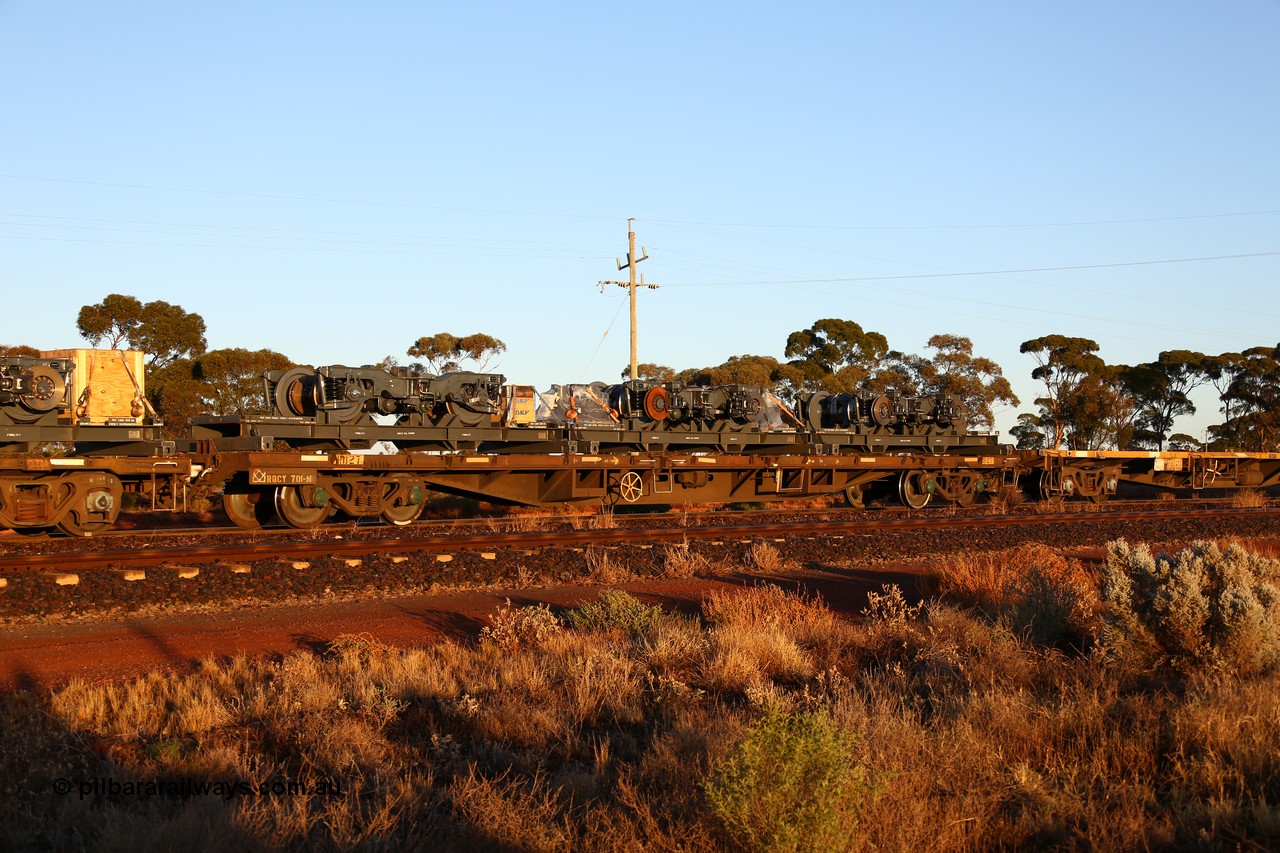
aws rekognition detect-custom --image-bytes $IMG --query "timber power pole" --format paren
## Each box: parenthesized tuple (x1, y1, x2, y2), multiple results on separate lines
(598, 218, 659, 380)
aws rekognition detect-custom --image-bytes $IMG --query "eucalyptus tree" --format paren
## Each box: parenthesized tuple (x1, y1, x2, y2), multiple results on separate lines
(784, 318, 889, 392)
(77, 294, 207, 368)
(407, 333, 507, 374)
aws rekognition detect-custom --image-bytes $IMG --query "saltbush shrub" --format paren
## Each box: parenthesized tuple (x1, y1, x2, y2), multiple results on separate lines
(567, 589, 666, 639)
(704, 708, 868, 853)
(480, 600, 562, 649)
(1101, 539, 1280, 676)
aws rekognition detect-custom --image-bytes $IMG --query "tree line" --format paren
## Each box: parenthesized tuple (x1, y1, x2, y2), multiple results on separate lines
(2, 294, 1276, 451)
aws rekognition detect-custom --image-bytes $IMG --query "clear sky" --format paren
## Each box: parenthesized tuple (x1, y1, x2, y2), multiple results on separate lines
(3, 2, 1276, 441)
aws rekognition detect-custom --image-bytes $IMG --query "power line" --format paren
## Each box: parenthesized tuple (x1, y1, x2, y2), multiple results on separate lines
(0, 218, 613, 255)
(641, 210, 1280, 230)
(0, 172, 618, 221)
(660, 251, 1280, 287)
(0, 211, 619, 248)
(6, 172, 1275, 232)
(0, 232, 614, 260)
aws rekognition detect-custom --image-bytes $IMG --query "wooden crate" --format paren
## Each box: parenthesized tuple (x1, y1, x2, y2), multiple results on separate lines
(40, 349, 147, 424)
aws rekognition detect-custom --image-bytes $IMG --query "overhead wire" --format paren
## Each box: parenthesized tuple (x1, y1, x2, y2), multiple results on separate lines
(0, 232, 615, 260)
(640, 210, 1280, 230)
(656, 251, 1280, 287)
(0, 172, 620, 221)
(0, 211, 621, 249)
(5, 170, 1275, 343)
(641, 219, 1280, 318)
(578, 296, 628, 383)
(642, 242, 1280, 321)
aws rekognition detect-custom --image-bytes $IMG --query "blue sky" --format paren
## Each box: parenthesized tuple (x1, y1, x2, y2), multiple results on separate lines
(3, 2, 1276, 440)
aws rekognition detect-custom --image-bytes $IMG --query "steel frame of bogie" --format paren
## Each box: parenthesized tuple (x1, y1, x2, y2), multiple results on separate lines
(0, 470, 120, 534)
(0, 454, 194, 534)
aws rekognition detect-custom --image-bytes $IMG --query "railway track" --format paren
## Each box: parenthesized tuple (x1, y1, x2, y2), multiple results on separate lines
(3, 506, 1276, 574)
(0, 496, 1248, 541)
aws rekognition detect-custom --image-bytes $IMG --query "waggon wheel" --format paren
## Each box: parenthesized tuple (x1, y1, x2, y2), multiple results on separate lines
(1038, 470, 1055, 502)
(55, 474, 121, 537)
(275, 485, 332, 529)
(223, 490, 276, 529)
(898, 470, 932, 509)
(273, 368, 321, 417)
(1037, 470, 1069, 507)
(804, 391, 829, 431)
(20, 365, 67, 414)
(840, 484, 864, 508)
(870, 395, 895, 427)
(380, 474, 426, 526)
(329, 402, 367, 425)
(641, 387, 670, 422)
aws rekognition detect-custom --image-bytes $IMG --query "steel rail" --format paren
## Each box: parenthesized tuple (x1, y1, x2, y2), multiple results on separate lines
(62, 496, 1246, 540)
(1, 507, 1276, 573)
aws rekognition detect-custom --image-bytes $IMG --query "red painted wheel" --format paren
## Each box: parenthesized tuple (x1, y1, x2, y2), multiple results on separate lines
(642, 387, 669, 421)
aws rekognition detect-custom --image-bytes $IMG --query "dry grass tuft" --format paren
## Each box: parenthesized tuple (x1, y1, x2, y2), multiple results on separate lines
(586, 509, 619, 529)
(662, 539, 712, 578)
(746, 541, 790, 574)
(451, 768, 572, 852)
(480, 599, 563, 649)
(933, 544, 1099, 649)
(699, 586, 852, 690)
(584, 545, 629, 585)
(985, 483, 1026, 515)
(1233, 488, 1270, 508)
(567, 508, 618, 531)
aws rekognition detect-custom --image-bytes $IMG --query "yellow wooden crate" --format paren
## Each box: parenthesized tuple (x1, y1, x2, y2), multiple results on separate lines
(40, 348, 147, 424)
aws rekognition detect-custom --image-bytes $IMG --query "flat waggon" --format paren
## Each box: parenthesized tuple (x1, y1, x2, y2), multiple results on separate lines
(2, 353, 1278, 535)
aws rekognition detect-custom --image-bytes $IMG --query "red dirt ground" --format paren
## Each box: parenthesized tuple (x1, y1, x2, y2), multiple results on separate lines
(0, 562, 930, 691)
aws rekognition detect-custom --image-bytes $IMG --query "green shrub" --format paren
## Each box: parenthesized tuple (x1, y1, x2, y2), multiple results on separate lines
(704, 708, 868, 853)
(568, 589, 666, 639)
(1101, 539, 1280, 676)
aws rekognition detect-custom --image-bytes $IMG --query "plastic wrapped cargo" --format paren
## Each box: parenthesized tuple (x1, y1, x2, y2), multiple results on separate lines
(535, 383, 619, 426)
